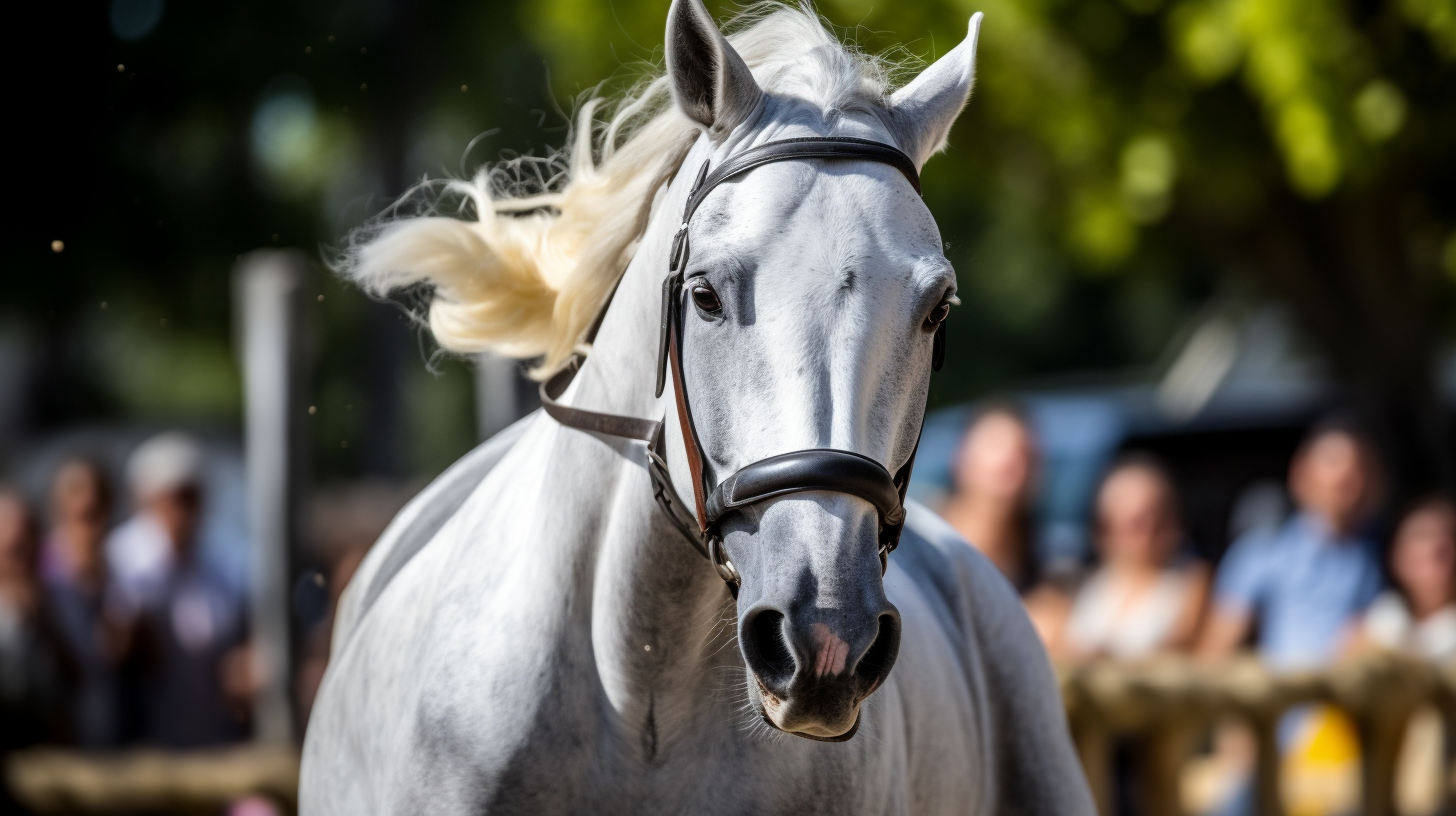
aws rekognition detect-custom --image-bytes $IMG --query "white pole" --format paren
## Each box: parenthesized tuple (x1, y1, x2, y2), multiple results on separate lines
(237, 250, 305, 745)
(474, 352, 523, 441)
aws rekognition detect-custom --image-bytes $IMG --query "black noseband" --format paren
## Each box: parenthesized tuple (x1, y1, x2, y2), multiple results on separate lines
(541, 136, 944, 594)
(706, 449, 906, 546)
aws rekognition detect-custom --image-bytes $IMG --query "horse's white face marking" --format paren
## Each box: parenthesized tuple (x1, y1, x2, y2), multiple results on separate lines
(664, 0, 976, 740)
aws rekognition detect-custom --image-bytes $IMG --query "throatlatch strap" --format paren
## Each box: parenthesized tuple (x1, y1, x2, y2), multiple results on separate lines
(541, 364, 660, 443)
(539, 363, 710, 561)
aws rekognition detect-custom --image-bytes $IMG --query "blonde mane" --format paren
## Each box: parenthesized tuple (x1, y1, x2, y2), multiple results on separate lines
(343, 3, 908, 378)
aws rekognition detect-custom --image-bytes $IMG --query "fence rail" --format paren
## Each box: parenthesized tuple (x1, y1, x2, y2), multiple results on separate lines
(4, 745, 298, 815)
(1061, 652, 1456, 816)
(6, 654, 1454, 815)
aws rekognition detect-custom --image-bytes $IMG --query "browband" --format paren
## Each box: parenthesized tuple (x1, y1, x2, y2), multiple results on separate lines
(684, 137, 921, 219)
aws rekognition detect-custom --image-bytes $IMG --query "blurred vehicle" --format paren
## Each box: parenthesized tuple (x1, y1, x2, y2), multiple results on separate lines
(913, 307, 1456, 573)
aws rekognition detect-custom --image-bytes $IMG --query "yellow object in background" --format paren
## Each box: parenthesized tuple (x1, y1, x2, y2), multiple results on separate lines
(1282, 706, 1361, 816)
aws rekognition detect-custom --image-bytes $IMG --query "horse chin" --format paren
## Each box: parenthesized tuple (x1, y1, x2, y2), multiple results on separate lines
(751, 677, 863, 742)
(761, 709, 863, 742)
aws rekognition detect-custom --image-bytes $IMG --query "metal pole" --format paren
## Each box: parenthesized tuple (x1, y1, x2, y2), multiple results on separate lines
(237, 250, 306, 745)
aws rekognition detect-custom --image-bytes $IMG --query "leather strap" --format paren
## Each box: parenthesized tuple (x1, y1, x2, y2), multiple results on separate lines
(705, 448, 905, 528)
(539, 363, 712, 562)
(684, 137, 921, 222)
(668, 310, 710, 530)
(541, 364, 660, 443)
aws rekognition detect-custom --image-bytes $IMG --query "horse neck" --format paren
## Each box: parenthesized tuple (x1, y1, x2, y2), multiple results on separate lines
(566, 136, 741, 734)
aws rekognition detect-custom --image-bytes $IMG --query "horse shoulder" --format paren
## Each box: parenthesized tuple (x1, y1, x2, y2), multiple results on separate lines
(893, 502, 1096, 815)
(331, 412, 536, 652)
(306, 415, 587, 815)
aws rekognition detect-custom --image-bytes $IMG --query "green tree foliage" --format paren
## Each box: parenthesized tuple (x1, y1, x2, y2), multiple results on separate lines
(12, 0, 1456, 487)
(524, 0, 1456, 488)
(12, 0, 561, 478)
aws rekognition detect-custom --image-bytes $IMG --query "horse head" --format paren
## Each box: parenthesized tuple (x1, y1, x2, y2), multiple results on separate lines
(661, 0, 982, 741)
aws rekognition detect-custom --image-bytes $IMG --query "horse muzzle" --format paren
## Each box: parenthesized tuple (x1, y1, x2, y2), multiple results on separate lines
(740, 604, 902, 741)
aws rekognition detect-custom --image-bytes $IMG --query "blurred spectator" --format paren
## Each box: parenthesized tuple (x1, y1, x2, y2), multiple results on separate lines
(38, 458, 129, 746)
(1357, 496, 1456, 662)
(1056, 457, 1209, 661)
(939, 405, 1072, 644)
(941, 406, 1040, 591)
(1341, 497, 1456, 816)
(1197, 423, 1384, 816)
(1201, 420, 1383, 668)
(107, 433, 251, 748)
(0, 490, 69, 750)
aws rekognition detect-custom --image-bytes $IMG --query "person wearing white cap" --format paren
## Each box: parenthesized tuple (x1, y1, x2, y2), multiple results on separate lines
(104, 432, 250, 747)
(105, 432, 205, 608)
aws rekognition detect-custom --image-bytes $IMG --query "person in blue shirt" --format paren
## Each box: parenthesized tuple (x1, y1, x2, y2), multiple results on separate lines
(1201, 422, 1384, 667)
(1201, 423, 1384, 816)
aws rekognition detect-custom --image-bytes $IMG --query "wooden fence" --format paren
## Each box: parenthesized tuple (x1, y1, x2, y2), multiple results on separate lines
(6, 653, 1454, 815)
(4, 745, 298, 815)
(1061, 653, 1456, 816)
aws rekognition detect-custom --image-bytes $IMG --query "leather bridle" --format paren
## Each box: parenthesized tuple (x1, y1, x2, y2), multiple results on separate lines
(540, 136, 946, 595)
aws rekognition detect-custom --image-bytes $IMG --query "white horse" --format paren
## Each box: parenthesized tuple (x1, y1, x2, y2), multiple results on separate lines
(301, 2, 1094, 813)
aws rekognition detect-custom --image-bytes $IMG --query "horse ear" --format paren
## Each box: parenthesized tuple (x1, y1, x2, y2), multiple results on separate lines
(665, 0, 763, 136)
(889, 13, 983, 169)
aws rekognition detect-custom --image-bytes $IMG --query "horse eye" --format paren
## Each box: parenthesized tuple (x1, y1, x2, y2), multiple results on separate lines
(690, 283, 722, 314)
(924, 301, 951, 329)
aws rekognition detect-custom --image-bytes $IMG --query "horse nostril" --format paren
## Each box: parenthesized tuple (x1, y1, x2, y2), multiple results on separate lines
(853, 613, 901, 690)
(743, 609, 795, 691)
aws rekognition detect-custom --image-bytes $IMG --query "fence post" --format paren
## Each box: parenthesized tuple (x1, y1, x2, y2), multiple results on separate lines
(1062, 670, 1114, 815)
(237, 251, 307, 745)
(1144, 720, 1198, 816)
(1070, 719, 1113, 815)
(1349, 656, 1433, 816)
(474, 352, 523, 441)
(1357, 707, 1409, 816)
(1248, 711, 1284, 816)
(1443, 704, 1456, 816)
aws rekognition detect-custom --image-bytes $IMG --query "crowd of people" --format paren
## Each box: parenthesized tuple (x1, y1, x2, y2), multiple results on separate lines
(0, 433, 253, 756)
(940, 408, 1456, 669)
(3, 412, 1453, 816)
(9, 416, 1454, 752)
(940, 408, 1456, 815)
